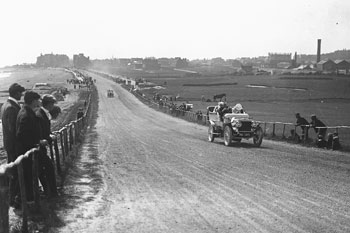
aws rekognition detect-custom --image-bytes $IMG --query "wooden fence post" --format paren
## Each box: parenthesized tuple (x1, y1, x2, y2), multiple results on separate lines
(59, 131, 66, 161)
(69, 124, 73, 151)
(73, 121, 78, 144)
(53, 138, 61, 175)
(32, 150, 40, 212)
(0, 175, 9, 233)
(64, 127, 69, 156)
(17, 162, 28, 233)
(282, 124, 286, 138)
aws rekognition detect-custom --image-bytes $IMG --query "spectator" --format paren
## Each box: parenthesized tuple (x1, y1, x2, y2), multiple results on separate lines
(196, 110, 203, 121)
(0, 83, 25, 207)
(295, 113, 309, 141)
(310, 114, 327, 140)
(15, 91, 43, 202)
(77, 108, 84, 119)
(36, 94, 58, 197)
(50, 105, 61, 120)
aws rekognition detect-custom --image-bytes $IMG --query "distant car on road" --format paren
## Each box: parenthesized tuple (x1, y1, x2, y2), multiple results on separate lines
(107, 89, 114, 98)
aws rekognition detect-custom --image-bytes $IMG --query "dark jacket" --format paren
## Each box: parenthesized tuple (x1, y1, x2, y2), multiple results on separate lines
(15, 105, 42, 157)
(36, 108, 52, 145)
(1, 99, 21, 162)
(296, 117, 309, 129)
(311, 117, 327, 137)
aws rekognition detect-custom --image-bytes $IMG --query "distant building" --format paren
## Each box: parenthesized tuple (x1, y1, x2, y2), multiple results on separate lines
(143, 58, 160, 70)
(227, 59, 242, 68)
(210, 57, 225, 66)
(73, 53, 90, 68)
(158, 58, 172, 67)
(36, 53, 70, 67)
(118, 58, 132, 67)
(175, 57, 189, 68)
(240, 64, 253, 74)
(268, 53, 292, 68)
(334, 59, 350, 74)
(133, 61, 143, 69)
(317, 60, 336, 72)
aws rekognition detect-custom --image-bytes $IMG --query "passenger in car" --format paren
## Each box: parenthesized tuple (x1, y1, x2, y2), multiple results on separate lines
(232, 103, 244, 114)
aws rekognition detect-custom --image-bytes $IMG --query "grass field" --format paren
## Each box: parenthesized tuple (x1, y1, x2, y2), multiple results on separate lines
(142, 74, 350, 125)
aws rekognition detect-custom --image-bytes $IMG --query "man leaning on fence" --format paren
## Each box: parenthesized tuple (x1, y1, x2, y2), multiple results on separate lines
(295, 113, 309, 141)
(36, 94, 58, 197)
(310, 114, 327, 139)
(0, 83, 25, 208)
(15, 91, 43, 202)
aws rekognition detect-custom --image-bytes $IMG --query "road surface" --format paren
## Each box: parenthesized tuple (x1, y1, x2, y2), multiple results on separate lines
(54, 72, 350, 233)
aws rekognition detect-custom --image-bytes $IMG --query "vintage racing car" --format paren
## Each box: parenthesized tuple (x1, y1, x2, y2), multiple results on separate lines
(207, 104, 263, 147)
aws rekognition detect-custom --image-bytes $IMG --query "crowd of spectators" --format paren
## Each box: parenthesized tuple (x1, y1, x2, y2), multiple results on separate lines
(1, 83, 61, 209)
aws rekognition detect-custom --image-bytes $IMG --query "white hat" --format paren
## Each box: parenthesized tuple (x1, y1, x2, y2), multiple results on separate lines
(233, 103, 243, 111)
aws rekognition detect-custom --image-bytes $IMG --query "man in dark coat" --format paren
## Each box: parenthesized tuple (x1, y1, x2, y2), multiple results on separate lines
(36, 94, 58, 197)
(77, 107, 84, 119)
(310, 114, 327, 140)
(0, 83, 25, 206)
(16, 91, 42, 202)
(217, 102, 231, 121)
(295, 113, 309, 141)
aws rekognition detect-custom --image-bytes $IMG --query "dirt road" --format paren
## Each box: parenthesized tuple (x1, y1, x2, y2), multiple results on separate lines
(54, 72, 350, 233)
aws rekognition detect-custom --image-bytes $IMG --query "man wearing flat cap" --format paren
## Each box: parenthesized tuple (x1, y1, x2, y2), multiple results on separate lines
(1, 83, 25, 207)
(36, 94, 58, 197)
(16, 90, 43, 202)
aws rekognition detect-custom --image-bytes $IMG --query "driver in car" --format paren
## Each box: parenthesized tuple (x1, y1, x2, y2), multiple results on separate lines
(217, 102, 231, 121)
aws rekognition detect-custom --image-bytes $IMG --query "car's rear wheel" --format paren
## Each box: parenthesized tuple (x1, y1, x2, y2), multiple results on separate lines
(224, 126, 233, 146)
(208, 125, 215, 142)
(253, 127, 263, 147)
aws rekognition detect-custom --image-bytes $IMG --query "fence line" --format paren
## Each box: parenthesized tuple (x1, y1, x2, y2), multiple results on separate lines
(128, 88, 350, 148)
(0, 85, 93, 233)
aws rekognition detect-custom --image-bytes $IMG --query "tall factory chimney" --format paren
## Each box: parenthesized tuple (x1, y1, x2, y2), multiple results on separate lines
(317, 39, 321, 63)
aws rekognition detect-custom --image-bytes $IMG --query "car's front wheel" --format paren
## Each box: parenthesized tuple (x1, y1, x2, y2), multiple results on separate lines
(224, 126, 233, 146)
(253, 127, 263, 147)
(208, 125, 215, 142)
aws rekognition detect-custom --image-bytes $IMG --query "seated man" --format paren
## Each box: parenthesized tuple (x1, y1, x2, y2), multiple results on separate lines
(217, 102, 231, 121)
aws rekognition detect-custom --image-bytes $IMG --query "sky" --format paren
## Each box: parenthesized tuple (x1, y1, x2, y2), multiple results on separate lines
(0, 0, 349, 67)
